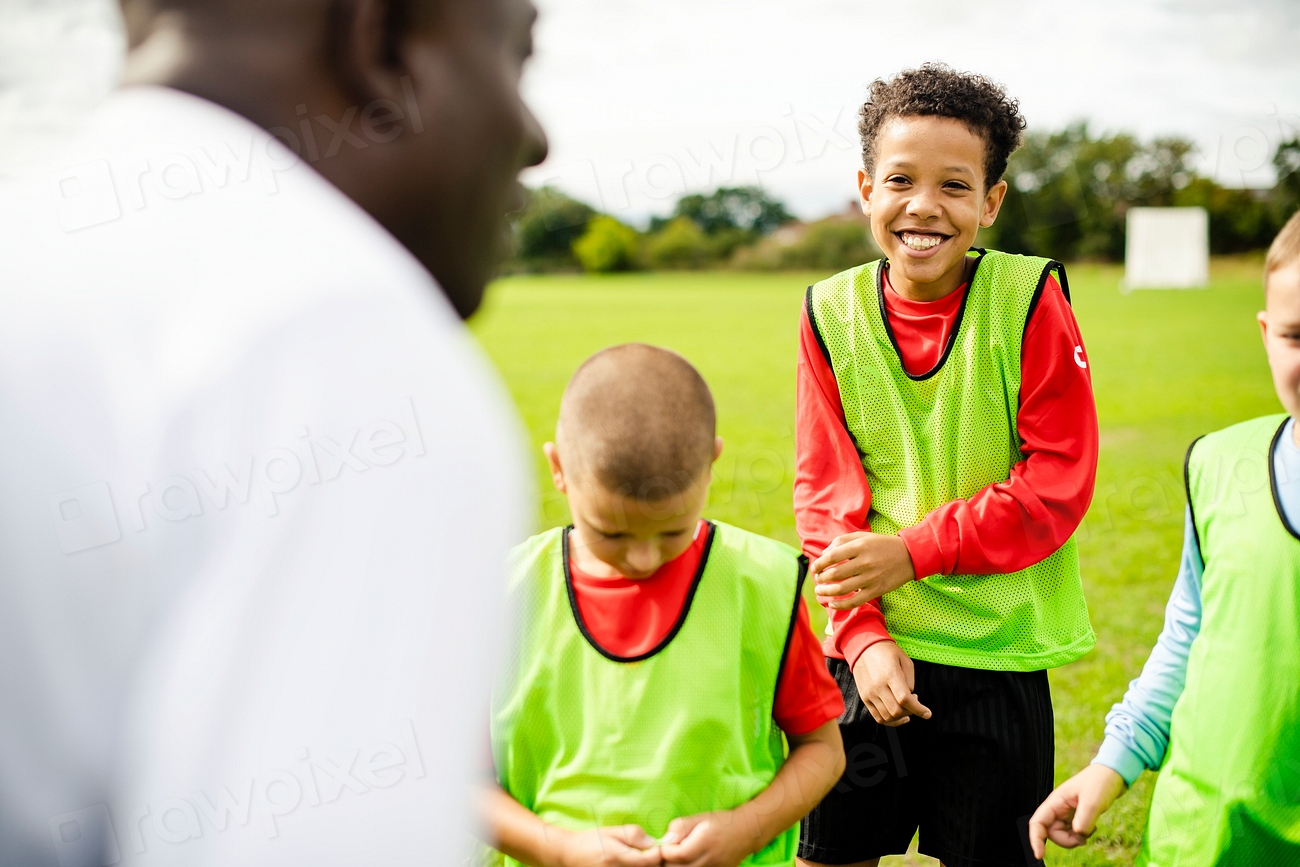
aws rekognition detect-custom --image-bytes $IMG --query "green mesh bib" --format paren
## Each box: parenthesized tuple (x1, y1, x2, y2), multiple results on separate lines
(491, 521, 805, 866)
(1139, 415, 1300, 866)
(806, 249, 1094, 671)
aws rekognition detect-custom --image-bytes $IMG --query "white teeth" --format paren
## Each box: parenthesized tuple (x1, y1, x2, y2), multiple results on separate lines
(902, 233, 943, 250)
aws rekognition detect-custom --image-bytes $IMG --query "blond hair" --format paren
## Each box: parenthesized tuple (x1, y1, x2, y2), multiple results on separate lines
(1267, 209, 1300, 275)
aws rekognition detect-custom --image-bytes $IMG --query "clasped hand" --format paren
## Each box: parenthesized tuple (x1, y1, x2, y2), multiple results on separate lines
(558, 811, 754, 867)
(812, 532, 915, 610)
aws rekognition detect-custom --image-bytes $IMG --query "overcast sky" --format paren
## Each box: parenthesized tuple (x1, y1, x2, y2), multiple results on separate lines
(4, 0, 1299, 222)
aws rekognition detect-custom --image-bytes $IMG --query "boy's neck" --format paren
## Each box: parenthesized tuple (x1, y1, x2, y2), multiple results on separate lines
(888, 255, 976, 303)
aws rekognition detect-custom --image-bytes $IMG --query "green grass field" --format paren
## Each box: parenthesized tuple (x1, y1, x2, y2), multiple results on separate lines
(470, 257, 1278, 866)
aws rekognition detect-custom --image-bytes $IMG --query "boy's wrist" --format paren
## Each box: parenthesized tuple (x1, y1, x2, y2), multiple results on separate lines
(1092, 739, 1145, 788)
(542, 826, 575, 867)
(839, 618, 894, 670)
(725, 805, 769, 858)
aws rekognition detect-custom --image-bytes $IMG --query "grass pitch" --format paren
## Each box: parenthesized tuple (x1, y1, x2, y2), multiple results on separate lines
(471, 258, 1276, 866)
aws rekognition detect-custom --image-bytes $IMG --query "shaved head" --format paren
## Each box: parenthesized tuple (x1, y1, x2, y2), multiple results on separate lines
(558, 345, 716, 500)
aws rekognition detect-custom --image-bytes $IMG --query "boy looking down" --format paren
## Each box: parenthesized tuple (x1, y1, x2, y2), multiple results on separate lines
(794, 64, 1099, 866)
(1030, 210, 1300, 865)
(486, 344, 846, 867)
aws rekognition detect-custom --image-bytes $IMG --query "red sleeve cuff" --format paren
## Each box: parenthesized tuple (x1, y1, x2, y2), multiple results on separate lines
(899, 523, 944, 580)
(835, 604, 894, 670)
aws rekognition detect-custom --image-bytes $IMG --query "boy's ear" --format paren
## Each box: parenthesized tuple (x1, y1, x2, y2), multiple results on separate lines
(857, 169, 873, 216)
(1259, 310, 1270, 346)
(980, 179, 1009, 228)
(542, 442, 567, 493)
(713, 436, 724, 462)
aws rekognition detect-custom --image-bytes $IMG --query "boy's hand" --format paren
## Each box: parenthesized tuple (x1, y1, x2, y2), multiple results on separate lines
(812, 532, 915, 610)
(1027, 764, 1127, 859)
(852, 640, 931, 726)
(659, 811, 754, 867)
(556, 825, 663, 867)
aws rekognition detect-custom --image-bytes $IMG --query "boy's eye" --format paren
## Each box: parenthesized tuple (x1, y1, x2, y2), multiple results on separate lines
(944, 181, 971, 191)
(885, 175, 909, 184)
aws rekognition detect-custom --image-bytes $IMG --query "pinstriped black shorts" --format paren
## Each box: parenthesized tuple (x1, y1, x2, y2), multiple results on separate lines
(799, 657, 1053, 867)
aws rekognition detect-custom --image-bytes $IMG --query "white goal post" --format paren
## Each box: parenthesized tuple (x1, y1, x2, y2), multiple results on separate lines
(1123, 207, 1209, 290)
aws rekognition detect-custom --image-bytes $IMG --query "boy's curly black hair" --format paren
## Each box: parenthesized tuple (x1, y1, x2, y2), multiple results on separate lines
(859, 63, 1026, 187)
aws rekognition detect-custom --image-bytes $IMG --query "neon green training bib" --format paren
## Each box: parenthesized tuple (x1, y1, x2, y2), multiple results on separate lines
(491, 521, 806, 866)
(806, 249, 1095, 671)
(1140, 415, 1300, 865)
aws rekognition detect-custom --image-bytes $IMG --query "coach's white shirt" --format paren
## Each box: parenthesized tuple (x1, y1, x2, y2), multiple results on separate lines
(0, 86, 529, 867)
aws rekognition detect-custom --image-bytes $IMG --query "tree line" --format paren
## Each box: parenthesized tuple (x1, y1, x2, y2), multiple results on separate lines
(505, 127, 1300, 274)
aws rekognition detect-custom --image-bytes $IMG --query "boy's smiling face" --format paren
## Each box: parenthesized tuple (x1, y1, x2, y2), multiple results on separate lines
(1259, 264, 1300, 426)
(859, 115, 1009, 301)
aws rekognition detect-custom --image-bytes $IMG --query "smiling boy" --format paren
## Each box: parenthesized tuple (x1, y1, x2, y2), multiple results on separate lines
(487, 344, 846, 867)
(794, 65, 1098, 866)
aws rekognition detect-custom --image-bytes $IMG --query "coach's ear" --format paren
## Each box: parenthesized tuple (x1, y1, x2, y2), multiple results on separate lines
(326, 0, 411, 111)
(713, 436, 724, 462)
(980, 179, 1009, 227)
(542, 442, 567, 493)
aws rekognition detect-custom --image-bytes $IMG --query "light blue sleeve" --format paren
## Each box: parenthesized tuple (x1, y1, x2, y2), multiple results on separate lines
(1091, 506, 1203, 786)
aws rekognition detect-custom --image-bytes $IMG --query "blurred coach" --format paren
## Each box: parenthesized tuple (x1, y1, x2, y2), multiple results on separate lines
(0, 0, 546, 864)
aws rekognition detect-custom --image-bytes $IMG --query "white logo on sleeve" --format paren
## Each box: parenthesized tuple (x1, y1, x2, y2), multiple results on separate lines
(1074, 345, 1088, 369)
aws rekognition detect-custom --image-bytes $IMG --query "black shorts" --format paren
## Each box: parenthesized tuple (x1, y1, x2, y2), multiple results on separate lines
(799, 656, 1053, 867)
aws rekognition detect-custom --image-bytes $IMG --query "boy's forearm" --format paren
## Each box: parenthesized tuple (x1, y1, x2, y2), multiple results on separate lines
(482, 784, 565, 867)
(731, 720, 844, 854)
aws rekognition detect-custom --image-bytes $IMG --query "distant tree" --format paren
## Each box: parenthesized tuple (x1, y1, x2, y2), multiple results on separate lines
(1174, 179, 1276, 254)
(644, 217, 710, 270)
(979, 124, 1300, 260)
(1275, 138, 1300, 225)
(981, 123, 1200, 260)
(512, 186, 595, 268)
(780, 220, 876, 270)
(735, 218, 877, 272)
(653, 187, 794, 237)
(572, 216, 640, 273)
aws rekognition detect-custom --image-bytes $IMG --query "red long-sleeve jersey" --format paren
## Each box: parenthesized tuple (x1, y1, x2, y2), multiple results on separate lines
(794, 271, 1099, 670)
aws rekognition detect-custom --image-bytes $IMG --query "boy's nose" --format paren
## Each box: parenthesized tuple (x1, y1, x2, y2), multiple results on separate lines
(624, 544, 661, 576)
(906, 190, 942, 220)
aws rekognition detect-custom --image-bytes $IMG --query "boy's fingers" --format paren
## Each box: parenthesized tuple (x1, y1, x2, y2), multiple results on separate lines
(884, 664, 919, 708)
(1046, 821, 1089, 849)
(660, 815, 698, 846)
(1028, 817, 1048, 859)
(1071, 793, 1104, 838)
(871, 685, 904, 721)
(621, 824, 659, 849)
(1028, 799, 1063, 858)
(864, 697, 885, 724)
(823, 588, 875, 610)
(660, 822, 708, 862)
(813, 537, 869, 577)
(618, 847, 662, 867)
(812, 559, 864, 589)
(898, 692, 931, 720)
